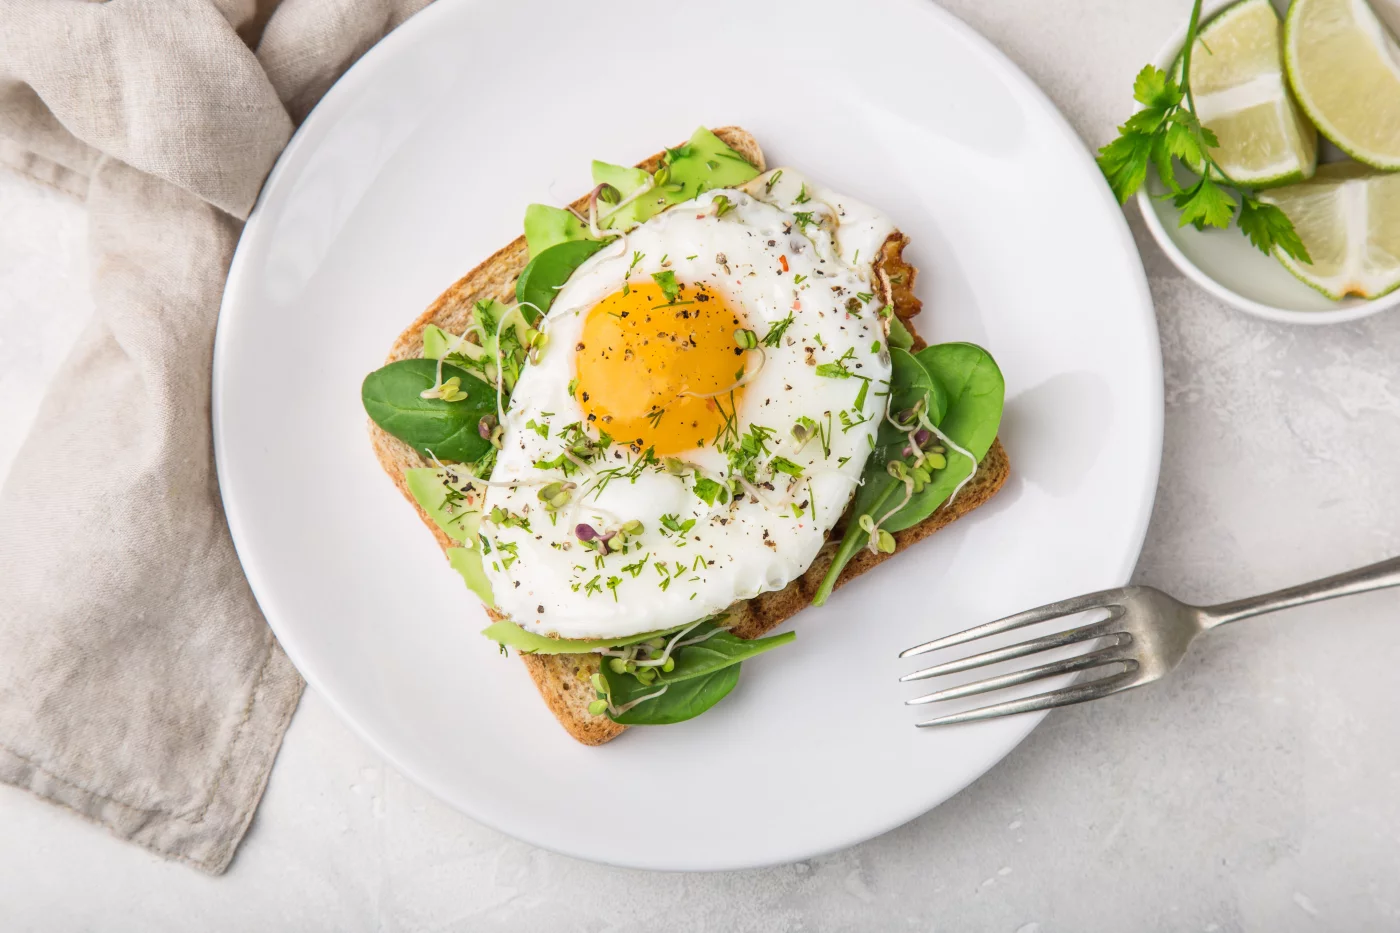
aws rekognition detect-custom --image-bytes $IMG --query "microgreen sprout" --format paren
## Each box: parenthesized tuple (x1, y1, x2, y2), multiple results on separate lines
(858, 514, 896, 555)
(525, 327, 547, 364)
(791, 415, 818, 447)
(537, 481, 575, 512)
(477, 413, 504, 448)
(585, 183, 626, 239)
(420, 375, 467, 402)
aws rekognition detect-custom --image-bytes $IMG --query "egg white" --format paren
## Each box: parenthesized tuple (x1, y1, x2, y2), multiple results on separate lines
(481, 175, 896, 639)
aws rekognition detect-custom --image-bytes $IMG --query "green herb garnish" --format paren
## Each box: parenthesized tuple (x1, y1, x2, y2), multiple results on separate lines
(762, 311, 795, 347)
(651, 270, 682, 303)
(1096, 0, 1309, 262)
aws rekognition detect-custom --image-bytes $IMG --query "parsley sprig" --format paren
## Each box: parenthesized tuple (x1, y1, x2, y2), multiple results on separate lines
(1096, 0, 1310, 263)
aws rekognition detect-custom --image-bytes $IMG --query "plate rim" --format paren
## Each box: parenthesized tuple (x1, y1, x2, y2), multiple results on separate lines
(214, 0, 1163, 870)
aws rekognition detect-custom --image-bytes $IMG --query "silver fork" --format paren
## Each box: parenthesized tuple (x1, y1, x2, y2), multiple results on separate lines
(899, 556, 1400, 727)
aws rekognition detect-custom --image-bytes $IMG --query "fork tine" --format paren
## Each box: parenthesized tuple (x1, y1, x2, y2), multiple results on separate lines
(899, 589, 1128, 658)
(912, 667, 1141, 727)
(899, 619, 1124, 682)
(905, 645, 1134, 705)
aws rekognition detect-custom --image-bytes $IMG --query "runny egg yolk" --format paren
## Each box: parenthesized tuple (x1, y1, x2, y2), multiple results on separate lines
(573, 279, 749, 456)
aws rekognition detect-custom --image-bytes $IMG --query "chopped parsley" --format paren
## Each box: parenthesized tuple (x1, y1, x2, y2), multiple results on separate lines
(693, 476, 728, 506)
(770, 456, 803, 477)
(660, 513, 697, 536)
(815, 347, 857, 378)
(651, 270, 681, 304)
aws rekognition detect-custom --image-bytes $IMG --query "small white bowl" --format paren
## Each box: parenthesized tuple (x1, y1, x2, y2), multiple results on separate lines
(1135, 4, 1400, 325)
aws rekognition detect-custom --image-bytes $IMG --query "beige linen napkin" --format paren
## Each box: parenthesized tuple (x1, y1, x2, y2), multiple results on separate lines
(0, 0, 428, 874)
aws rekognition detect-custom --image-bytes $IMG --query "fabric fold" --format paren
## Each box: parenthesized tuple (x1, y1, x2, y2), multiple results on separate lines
(0, 0, 429, 874)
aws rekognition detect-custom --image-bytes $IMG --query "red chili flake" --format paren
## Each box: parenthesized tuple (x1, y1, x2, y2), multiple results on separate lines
(778, 255, 789, 272)
(792, 299, 802, 311)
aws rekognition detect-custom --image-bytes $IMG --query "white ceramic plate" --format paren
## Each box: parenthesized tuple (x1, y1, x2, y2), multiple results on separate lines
(214, 0, 1161, 870)
(1136, 0, 1400, 325)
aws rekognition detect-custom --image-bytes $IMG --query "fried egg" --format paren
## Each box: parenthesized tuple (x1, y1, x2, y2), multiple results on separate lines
(480, 171, 896, 639)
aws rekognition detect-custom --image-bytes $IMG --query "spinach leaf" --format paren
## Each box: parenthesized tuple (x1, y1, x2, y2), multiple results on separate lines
(481, 620, 683, 655)
(811, 350, 932, 604)
(882, 343, 1003, 533)
(515, 238, 609, 323)
(600, 623, 795, 725)
(609, 666, 740, 725)
(846, 348, 942, 530)
(657, 625, 795, 683)
(811, 344, 1003, 605)
(361, 359, 495, 462)
(888, 346, 946, 438)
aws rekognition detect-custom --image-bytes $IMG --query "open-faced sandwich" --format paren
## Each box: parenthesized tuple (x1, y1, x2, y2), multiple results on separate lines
(362, 126, 1009, 745)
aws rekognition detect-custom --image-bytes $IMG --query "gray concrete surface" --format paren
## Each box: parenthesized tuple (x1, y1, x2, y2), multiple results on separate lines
(2, 2, 1398, 929)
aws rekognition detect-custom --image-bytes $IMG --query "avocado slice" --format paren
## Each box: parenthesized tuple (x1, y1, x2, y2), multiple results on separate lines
(591, 160, 651, 200)
(404, 467, 480, 544)
(668, 126, 762, 191)
(448, 547, 495, 606)
(601, 127, 761, 229)
(421, 324, 486, 362)
(421, 324, 455, 360)
(482, 619, 683, 654)
(523, 203, 593, 258)
(887, 315, 915, 352)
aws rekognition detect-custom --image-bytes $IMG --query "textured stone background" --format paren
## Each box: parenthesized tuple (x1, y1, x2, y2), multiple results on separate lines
(3, 1, 1399, 929)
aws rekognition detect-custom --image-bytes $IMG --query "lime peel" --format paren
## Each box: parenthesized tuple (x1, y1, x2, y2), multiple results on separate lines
(1285, 0, 1400, 170)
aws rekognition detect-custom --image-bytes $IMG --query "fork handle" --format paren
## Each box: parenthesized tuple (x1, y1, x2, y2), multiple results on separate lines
(1201, 556, 1400, 628)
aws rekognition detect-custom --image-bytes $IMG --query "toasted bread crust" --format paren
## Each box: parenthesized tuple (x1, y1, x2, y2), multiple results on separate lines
(367, 127, 1008, 746)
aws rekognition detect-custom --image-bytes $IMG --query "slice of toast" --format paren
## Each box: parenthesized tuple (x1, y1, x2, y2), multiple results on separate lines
(368, 127, 1010, 746)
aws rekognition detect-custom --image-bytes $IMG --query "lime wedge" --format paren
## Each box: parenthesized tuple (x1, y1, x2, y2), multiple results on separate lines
(1260, 161, 1400, 300)
(1285, 0, 1400, 169)
(1187, 0, 1318, 187)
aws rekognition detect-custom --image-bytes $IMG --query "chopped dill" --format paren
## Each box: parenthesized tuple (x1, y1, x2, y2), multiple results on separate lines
(762, 311, 795, 347)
